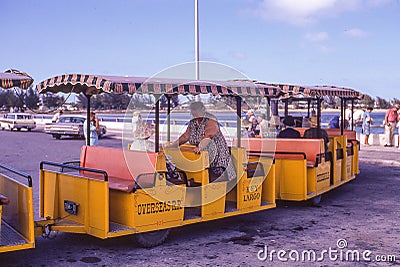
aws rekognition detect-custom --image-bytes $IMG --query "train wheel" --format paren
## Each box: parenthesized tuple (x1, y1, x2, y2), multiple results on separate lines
(134, 229, 170, 248)
(310, 195, 322, 206)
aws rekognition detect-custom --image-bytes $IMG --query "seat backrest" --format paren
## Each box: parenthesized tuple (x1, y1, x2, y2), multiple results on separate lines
(80, 146, 160, 181)
(325, 129, 356, 140)
(234, 138, 323, 165)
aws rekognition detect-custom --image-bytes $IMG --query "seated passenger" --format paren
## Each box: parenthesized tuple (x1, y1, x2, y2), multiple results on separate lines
(166, 101, 236, 182)
(303, 117, 330, 153)
(328, 115, 340, 129)
(242, 109, 259, 137)
(257, 114, 269, 138)
(277, 116, 301, 138)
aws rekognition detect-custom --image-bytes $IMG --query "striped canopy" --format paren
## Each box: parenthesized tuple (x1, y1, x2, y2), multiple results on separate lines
(0, 69, 34, 89)
(35, 74, 282, 97)
(259, 83, 362, 99)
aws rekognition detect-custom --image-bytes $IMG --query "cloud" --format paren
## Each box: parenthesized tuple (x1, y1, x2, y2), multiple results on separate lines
(344, 28, 370, 38)
(250, 0, 392, 26)
(304, 32, 329, 42)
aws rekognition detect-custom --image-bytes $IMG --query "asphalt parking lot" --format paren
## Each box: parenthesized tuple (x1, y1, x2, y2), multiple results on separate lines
(0, 129, 399, 266)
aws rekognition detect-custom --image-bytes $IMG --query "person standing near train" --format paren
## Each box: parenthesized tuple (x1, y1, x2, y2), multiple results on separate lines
(383, 104, 399, 147)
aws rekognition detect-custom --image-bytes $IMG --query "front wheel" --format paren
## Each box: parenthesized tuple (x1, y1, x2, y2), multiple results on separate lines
(53, 134, 61, 139)
(134, 229, 170, 248)
(309, 195, 322, 206)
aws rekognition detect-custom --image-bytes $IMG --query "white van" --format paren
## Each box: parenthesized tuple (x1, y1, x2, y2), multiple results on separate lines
(0, 113, 36, 131)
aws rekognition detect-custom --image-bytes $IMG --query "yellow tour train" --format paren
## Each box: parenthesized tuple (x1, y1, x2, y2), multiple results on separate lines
(0, 75, 362, 252)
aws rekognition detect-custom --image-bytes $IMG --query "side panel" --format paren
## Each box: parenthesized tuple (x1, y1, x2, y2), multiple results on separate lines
(238, 176, 263, 211)
(277, 159, 308, 200)
(0, 173, 34, 252)
(109, 190, 135, 227)
(202, 182, 227, 218)
(40, 171, 109, 239)
(133, 186, 185, 232)
(314, 162, 331, 194)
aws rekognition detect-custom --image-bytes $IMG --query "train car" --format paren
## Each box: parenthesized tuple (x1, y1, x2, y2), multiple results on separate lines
(1, 76, 280, 250)
(238, 83, 362, 204)
(0, 75, 362, 252)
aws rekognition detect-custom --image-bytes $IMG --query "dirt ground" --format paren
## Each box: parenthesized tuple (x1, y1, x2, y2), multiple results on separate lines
(0, 130, 399, 266)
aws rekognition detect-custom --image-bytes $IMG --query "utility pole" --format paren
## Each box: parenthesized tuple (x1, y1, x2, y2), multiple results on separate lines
(195, 0, 199, 80)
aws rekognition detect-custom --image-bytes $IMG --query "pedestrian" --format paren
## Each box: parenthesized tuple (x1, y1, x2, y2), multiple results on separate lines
(52, 110, 63, 123)
(353, 107, 365, 127)
(397, 111, 400, 148)
(345, 105, 352, 129)
(362, 107, 373, 146)
(83, 112, 99, 146)
(383, 104, 399, 147)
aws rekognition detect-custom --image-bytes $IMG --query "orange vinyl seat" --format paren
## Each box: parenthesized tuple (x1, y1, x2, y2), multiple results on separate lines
(80, 146, 164, 193)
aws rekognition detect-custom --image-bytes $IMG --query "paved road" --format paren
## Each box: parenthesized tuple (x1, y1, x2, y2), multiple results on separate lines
(0, 129, 399, 266)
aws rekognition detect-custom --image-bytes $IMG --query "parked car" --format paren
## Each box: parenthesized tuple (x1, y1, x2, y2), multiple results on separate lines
(0, 113, 36, 131)
(44, 115, 106, 139)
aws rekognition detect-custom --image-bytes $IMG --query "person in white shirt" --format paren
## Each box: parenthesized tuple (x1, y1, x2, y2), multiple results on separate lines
(52, 110, 63, 123)
(353, 108, 365, 127)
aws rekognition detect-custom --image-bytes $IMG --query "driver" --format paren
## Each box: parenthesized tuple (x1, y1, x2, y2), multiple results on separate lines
(166, 101, 236, 182)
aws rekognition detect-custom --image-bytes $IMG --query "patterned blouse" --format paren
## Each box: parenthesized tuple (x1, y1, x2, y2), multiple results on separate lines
(187, 112, 236, 180)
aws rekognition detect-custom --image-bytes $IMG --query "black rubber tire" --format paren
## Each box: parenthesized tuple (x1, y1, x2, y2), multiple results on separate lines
(27, 128, 32, 132)
(310, 195, 322, 206)
(16, 128, 21, 131)
(54, 134, 61, 139)
(134, 229, 170, 248)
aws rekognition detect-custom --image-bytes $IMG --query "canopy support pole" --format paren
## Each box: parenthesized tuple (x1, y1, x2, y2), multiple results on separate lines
(266, 97, 271, 120)
(351, 99, 354, 131)
(236, 96, 241, 147)
(340, 98, 345, 135)
(85, 93, 91, 146)
(167, 95, 171, 142)
(195, 0, 200, 80)
(284, 100, 289, 117)
(155, 96, 160, 152)
(316, 98, 321, 129)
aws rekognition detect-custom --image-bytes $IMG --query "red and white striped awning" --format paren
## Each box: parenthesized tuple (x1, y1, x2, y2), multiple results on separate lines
(258, 83, 362, 98)
(36, 74, 282, 97)
(0, 69, 34, 89)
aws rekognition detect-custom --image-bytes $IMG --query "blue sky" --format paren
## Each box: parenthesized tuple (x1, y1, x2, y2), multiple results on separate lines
(1, 0, 399, 99)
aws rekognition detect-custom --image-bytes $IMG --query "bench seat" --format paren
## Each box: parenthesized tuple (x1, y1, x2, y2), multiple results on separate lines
(80, 146, 165, 193)
(236, 138, 325, 167)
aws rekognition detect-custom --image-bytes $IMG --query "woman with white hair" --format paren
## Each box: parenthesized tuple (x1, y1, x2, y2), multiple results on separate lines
(167, 101, 236, 182)
(130, 111, 154, 151)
